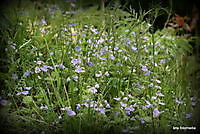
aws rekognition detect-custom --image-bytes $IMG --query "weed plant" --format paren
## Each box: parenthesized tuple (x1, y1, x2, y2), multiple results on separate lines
(0, 1, 199, 134)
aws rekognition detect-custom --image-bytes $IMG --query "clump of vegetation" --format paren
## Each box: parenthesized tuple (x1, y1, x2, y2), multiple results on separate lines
(0, 1, 199, 134)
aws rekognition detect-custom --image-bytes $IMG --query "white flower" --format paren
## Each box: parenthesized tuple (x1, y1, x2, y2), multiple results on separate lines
(90, 87, 97, 94)
(95, 84, 100, 89)
(155, 79, 161, 83)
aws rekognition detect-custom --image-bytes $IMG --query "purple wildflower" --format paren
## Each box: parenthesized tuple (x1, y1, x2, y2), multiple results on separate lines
(131, 46, 137, 51)
(138, 118, 145, 123)
(90, 27, 97, 33)
(142, 104, 152, 109)
(12, 74, 18, 79)
(90, 87, 97, 94)
(149, 83, 154, 87)
(69, 24, 75, 27)
(153, 108, 164, 118)
(125, 29, 129, 32)
(98, 108, 105, 114)
(130, 117, 136, 120)
(158, 101, 165, 105)
(56, 64, 65, 69)
(41, 18, 47, 25)
(50, 52, 54, 55)
(126, 111, 131, 115)
(71, 58, 81, 65)
(144, 71, 151, 76)
(136, 82, 142, 88)
(141, 65, 150, 75)
(40, 66, 48, 72)
(75, 67, 85, 73)
(186, 113, 192, 118)
(95, 84, 100, 89)
(126, 41, 131, 45)
(109, 54, 115, 60)
(155, 85, 162, 89)
(76, 104, 81, 110)
(105, 103, 110, 108)
(120, 102, 127, 107)
(36, 60, 42, 65)
(175, 99, 183, 104)
(75, 46, 82, 52)
(67, 109, 76, 116)
(90, 101, 97, 107)
(44, 65, 53, 70)
(97, 38, 104, 44)
(35, 67, 41, 73)
(125, 106, 134, 111)
(72, 76, 78, 81)
(21, 91, 29, 95)
(141, 65, 148, 72)
(105, 71, 110, 76)
(191, 102, 197, 106)
(104, 100, 110, 108)
(156, 92, 164, 97)
(81, 103, 89, 108)
(99, 57, 106, 60)
(133, 103, 138, 107)
(114, 46, 119, 51)
(160, 59, 166, 64)
(123, 97, 128, 101)
(95, 72, 102, 77)
(88, 62, 93, 66)
(23, 71, 31, 77)
(136, 82, 141, 86)
(0, 100, 8, 106)
(153, 108, 159, 118)
(146, 100, 151, 105)
(40, 28, 46, 34)
(118, 50, 123, 52)
(16, 91, 29, 95)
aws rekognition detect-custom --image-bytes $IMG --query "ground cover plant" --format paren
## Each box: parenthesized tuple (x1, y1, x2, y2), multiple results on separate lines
(0, 1, 200, 134)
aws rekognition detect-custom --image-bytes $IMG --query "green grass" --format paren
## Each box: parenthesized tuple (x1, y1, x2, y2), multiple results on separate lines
(0, 1, 199, 134)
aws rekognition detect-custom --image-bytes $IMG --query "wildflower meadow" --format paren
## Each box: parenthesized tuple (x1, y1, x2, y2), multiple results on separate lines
(0, 0, 199, 134)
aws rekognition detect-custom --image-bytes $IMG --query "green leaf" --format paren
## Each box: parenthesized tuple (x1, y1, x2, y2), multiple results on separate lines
(144, 116, 152, 123)
(22, 96, 33, 105)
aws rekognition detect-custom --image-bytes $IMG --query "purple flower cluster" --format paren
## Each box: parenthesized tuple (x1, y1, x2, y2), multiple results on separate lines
(0, 97, 8, 106)
(71, 58, 81, 65)
(75, 67, 85, 73)
(141, 65, 150, 76)
(35, 65, 53, 73)
(16, 91, 29, 95)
